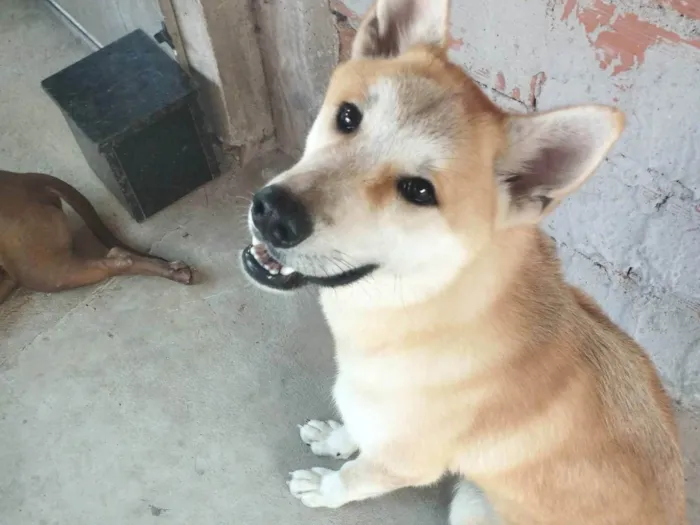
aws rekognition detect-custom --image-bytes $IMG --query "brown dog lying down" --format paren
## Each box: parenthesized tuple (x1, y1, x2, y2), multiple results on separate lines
(0, 170, 192, 303)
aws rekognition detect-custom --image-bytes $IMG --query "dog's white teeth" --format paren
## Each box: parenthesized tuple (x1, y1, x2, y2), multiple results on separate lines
(251, 245, 266, 264)
(263, 262, 280, 275)
(251, 243, 291, 276)
(280, 266, 296, 276)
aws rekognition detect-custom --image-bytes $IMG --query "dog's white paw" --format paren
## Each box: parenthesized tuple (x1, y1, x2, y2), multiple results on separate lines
(298, 420, 358, 459)
(288, 467, 346, 508)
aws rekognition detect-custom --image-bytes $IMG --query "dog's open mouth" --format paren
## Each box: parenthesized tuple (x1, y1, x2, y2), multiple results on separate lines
(241, 243, 378, 291)
(241, 243, 304, 291)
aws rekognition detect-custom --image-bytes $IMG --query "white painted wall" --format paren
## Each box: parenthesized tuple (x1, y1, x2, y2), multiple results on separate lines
(332, 0, 700, 404)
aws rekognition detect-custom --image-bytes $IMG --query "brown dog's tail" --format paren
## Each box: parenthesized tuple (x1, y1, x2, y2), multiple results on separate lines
(29, 173, 151, 257)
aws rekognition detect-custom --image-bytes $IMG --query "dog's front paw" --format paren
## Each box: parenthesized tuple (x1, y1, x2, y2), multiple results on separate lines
(288, 468, 346, 508)
(299, 420, 358, 459)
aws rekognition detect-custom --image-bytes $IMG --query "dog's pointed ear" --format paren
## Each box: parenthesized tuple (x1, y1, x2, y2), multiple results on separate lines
(351, 0, 451, 59)
(496, 105, 625, 226)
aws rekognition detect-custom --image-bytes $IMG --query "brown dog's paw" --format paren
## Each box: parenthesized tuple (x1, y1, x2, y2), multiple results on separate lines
(168, 261, 193, 285)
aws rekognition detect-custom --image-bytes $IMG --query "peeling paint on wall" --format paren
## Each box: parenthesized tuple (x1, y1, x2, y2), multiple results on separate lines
(448, 30, 465, 50)
(480, 69, 547, 111)
(528, 71, 547, 108)
(660, 0, 700, 21)
(561, 0, 700, 75)
(495, 71, 506, 91)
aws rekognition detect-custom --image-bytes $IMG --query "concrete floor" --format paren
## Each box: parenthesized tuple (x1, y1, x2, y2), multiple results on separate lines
(0, 1, 698, 524)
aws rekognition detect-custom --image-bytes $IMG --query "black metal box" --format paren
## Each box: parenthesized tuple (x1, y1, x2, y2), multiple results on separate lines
(41, 29, 218, 222)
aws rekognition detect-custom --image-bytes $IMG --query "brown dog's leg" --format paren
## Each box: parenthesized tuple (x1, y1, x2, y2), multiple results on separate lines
(103, 248, 193, 284)
(16, 248, 192, 293)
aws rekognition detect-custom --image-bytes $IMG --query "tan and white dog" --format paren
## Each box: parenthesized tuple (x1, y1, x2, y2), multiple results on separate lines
(240, 0, 687, 523)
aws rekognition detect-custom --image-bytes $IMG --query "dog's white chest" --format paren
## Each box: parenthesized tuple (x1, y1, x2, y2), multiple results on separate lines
(332, 376, 397, 453)
(330, 350, 437, 454)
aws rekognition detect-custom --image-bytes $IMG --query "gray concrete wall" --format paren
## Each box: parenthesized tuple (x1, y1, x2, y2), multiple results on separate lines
(165, 0, 275, 161)
(252, 0, 341, 157)
(259, 0, 700, 405)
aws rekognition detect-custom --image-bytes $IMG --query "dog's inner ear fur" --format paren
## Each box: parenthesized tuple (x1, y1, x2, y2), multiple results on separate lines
(351, 0, 450, 59)
(495, 106, 624, 226)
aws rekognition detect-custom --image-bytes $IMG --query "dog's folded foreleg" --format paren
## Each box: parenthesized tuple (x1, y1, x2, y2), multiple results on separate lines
(288, 455, 438, 509)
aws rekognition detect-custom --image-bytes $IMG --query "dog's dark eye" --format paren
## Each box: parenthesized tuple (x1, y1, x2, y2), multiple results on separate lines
(397, 177, 438, 206)
(336, 102, 362, 134)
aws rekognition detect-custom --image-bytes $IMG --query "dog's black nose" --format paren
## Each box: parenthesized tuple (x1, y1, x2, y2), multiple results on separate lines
(251, 185, 313, 248)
